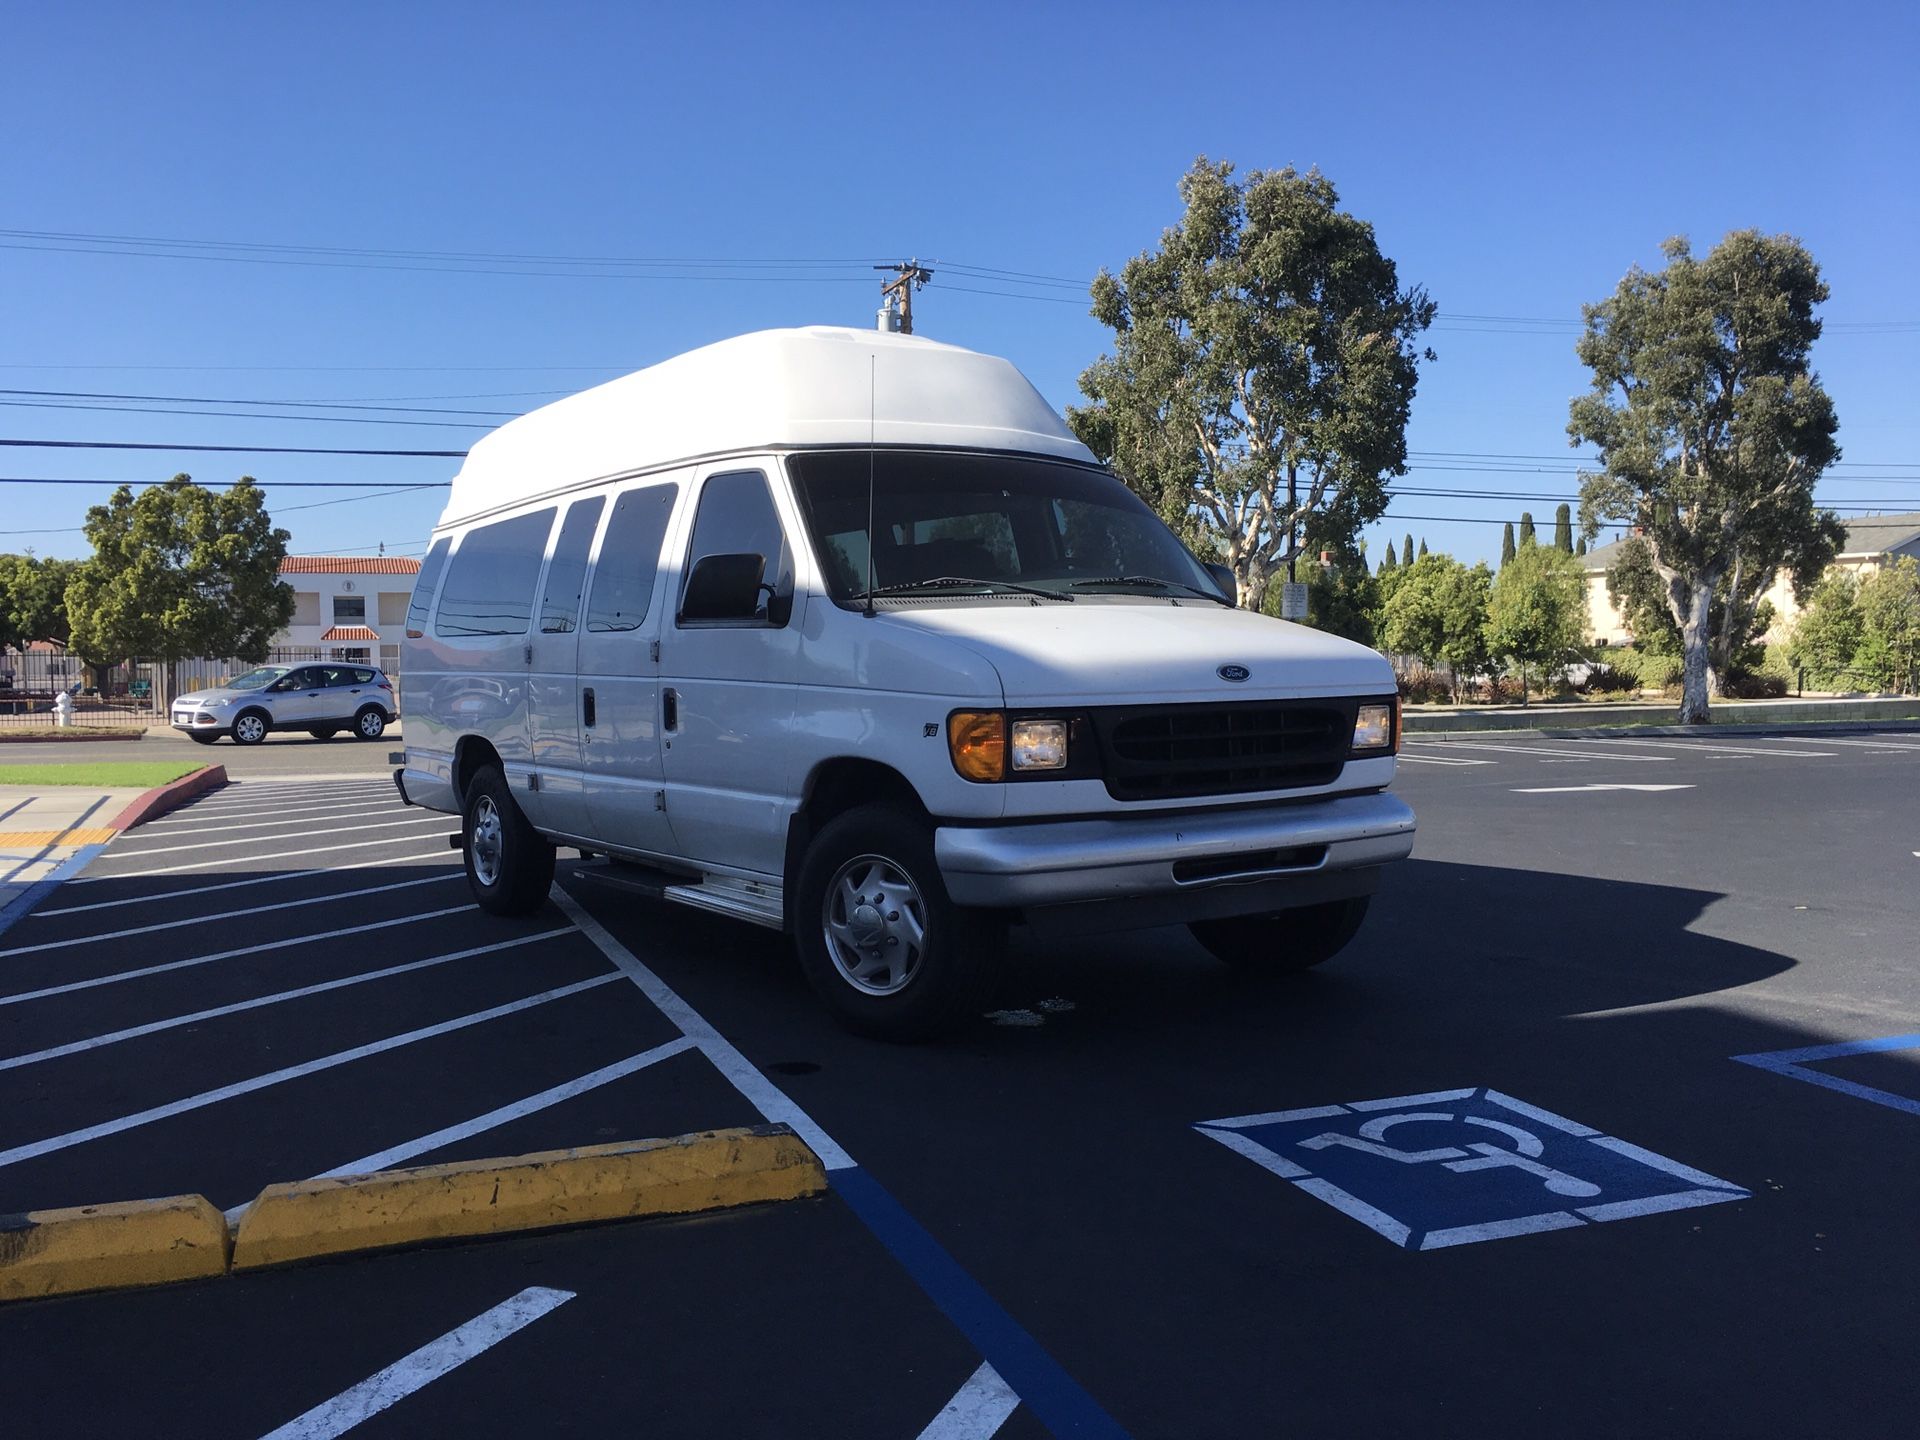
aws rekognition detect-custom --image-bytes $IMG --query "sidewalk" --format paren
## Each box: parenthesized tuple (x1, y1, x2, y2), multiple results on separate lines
(0, 786, 145, 913)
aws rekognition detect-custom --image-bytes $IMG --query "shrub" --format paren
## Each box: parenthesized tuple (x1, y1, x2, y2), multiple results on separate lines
(1721, 672, 1788, 699)
(1581, 665, 1640, 695)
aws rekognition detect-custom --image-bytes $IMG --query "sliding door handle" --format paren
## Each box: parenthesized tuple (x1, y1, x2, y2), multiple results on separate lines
(662, 688, 679, 732)
(582, 686, 596, 727)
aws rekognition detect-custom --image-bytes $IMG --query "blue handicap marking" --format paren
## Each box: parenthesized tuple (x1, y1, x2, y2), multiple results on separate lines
(1733, 1032, 1920, 1118)
(1196, 1087, 1748, 1251)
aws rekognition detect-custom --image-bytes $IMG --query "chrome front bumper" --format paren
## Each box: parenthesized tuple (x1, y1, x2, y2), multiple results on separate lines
(934, 791, 1416, 910)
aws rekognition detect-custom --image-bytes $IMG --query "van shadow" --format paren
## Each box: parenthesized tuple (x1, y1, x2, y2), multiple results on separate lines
(995, 857, 1797, 1033)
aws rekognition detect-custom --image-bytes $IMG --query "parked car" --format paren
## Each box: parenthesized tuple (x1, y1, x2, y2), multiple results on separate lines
(397, 327, 1414, 1037)
(171, 663, 398, 745)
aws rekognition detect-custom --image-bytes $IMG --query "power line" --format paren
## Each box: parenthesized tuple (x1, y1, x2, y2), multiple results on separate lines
(0, 387, 521, 418)
(0, 476, 448, 489)
(0, 400, 491, 429)
(0, 439, 464, 457)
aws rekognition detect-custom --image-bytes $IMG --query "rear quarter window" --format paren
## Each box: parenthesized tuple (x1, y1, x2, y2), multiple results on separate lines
(435, 509, 556, 638)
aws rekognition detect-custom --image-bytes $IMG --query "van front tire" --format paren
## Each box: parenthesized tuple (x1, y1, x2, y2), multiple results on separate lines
(796, 804, 1002, 1040)
(462, 765, 555, 916)
(1188, 895, 1372, 975)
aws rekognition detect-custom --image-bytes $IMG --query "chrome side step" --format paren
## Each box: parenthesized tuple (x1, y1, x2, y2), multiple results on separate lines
(570, 862, 785, 931)
(662, 877, 785, 930)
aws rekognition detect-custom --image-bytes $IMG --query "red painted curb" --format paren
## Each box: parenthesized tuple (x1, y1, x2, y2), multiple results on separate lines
(109, 765, 228, 831)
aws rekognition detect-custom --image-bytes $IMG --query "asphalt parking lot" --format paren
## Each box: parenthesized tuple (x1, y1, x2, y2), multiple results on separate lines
(2, 730, 1917, 1438)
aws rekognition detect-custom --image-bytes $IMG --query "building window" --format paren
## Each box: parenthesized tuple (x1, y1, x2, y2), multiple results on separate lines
(333, 595, 367, 623)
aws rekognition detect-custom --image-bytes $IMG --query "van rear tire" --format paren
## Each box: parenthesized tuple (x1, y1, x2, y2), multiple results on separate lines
(795, 804, 1002, 1040)
(1188, 896, 1372, 975)
(462, 765, 555, 916)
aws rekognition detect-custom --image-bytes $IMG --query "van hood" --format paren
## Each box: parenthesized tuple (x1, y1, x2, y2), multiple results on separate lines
(876, 600, 1393, 706)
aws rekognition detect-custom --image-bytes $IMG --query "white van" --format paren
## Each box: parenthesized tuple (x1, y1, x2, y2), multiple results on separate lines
(397, 327, 1414, 1037)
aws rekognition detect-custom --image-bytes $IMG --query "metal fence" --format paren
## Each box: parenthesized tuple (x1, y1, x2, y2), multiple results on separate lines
(0, 646, 391, 728)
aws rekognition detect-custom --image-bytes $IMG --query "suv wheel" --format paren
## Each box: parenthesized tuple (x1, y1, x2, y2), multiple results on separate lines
(795, 804, 1003, 1039)
(354, 706, 387, 740)
(231, 710, 269, 746)
(1187, 896, 1372, 975)
(462, 764, 555, 916)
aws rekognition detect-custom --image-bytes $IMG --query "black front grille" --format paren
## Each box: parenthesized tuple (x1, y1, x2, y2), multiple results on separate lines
(1091, 699, 1358, 801)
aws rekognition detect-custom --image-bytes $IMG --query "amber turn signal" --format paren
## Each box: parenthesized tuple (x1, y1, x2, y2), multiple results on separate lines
(948, 711, 1006, 782)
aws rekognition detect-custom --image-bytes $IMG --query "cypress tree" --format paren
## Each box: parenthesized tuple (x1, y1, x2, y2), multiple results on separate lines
(1518, 512, 1537, 547)
(1418, 538, 1429, 559)
(1554, 503, 1573, 553)
(1401, 534, 1414, 567)
(1380, 546, 1396, 574)
(1575, 535, 1588, 558)
(1500, 522, 1516, 567)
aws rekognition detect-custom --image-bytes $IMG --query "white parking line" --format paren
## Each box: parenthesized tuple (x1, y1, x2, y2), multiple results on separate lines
(0, 904, 475, 1007)
(1394, 754, 1496, 767)
(33, 859, 453, 918)
(104, 812, 449, 857)
(0, 967, 613, 1170)
(63, 828, 458, 883)
(137, 801, 404, 837)
(916, 1363, 1021, 1440)
(1403, 740, 1672, 762)
(0, 930, 567, 1071)
(1754, 734, 1920, 753)
(0, 873, 461, 957)
(257, 1286, 576, 1440)
(1599, 737, 1834, 757)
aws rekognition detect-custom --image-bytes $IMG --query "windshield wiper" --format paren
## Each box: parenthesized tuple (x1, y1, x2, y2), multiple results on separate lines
(870, 575, 1075, 602)
(1066, 574, 1233, 605)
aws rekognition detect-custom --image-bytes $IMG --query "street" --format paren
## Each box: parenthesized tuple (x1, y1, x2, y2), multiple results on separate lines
(2, 731, 1916, 1438)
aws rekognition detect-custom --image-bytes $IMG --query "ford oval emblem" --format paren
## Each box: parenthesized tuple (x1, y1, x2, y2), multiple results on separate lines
(1217, 664, 1250, 683)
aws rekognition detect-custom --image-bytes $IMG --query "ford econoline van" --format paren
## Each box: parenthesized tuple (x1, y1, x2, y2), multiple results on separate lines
(397, 327, 1414, 1037)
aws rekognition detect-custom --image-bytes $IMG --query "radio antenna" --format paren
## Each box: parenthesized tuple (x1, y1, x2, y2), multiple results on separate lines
(863, 353, 877, 618)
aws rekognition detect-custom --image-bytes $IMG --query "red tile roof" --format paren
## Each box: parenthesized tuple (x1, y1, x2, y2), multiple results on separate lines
(319, 626, 381, 642)
(281, 557, 422, 575)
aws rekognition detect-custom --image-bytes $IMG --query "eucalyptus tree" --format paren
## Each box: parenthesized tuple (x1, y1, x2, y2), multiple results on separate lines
(1571, 230, 1843, 721)
(1070, 159, 1434, 607)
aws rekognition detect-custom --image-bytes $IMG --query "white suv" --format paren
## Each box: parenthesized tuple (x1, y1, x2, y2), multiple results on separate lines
(398, 328, 1414, 1037)
(172, 663, 398, 745)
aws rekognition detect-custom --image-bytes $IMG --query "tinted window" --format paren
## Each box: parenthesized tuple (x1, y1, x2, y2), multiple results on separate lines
(540, 496, 605, 634)
(586, 484, 677, 633)
(354, 668, 377, 684)
(435, 509, 556, 638)
(681, 471, 786, 624)
(406, 538, 452, 634)
(333, 595, 366, 621)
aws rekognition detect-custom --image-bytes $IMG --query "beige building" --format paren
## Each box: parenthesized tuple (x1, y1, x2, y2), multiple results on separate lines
(1582, 512, 1920, 647)
(276, 556, 422, 675)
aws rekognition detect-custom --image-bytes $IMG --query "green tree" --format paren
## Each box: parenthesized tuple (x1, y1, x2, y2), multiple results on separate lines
(1379, 545, 1397, 575)
(0, 555, 80, 652)
(65, 476, 295, 693)
(1485, 543, 1586, 704)
(1069, 158, 1435, 607)
(1275, 535, 1378, 646)
(1607, 534, 1774, 675)
(1785, 569, 1862, 687)
(1518, 512, 1537, 548)
(1553, 504, 1573, 554)
(1575, 535, 1588, 558)
(1854, 556, 1920, 692)
(1571, 230, 1844, 722)
(1417, 538, 1429, 559)
(1499, 522, 1516, 568)
(1377, 552, 1493, 699)
(1401, 534, 1414, 567)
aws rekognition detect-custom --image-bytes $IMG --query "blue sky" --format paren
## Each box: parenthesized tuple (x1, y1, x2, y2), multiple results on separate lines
(5, 0, 1915, 568)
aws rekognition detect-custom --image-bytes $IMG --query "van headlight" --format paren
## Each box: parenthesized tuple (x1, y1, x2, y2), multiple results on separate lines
(1009, 719, 1068, 771)
(1351, 701, 1398, 755)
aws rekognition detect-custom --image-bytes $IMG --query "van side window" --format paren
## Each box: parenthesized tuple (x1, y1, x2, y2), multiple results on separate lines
(405, 537, 452, 636)
(585, 484, 677, 633)
(680, 470, 787, 624)
(434, 508, 556, 638)
(539, 496, 605, 634)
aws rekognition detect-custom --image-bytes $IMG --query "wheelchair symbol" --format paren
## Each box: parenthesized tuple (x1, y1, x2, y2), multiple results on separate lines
(1297, 1111, 1602, 1198)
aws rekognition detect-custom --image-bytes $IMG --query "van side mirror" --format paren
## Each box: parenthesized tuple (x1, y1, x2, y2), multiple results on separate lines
(1203, 562, 1237, 603)
(682, 552, 769, 623)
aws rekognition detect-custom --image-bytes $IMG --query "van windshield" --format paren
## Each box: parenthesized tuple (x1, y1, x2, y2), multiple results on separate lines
(788, 451, 1223, 606)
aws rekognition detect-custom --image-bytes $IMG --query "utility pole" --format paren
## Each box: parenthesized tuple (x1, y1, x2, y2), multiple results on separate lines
(876, 259, 934, 334)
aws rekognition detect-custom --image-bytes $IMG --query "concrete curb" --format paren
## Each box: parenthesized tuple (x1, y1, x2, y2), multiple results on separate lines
(0, 731, 146, 744)
(108, 763, 228, 831)
(1408, 718, 1920, 743)
(0, 1126, 823, 1304)
(0, 1196, 231, 1303)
